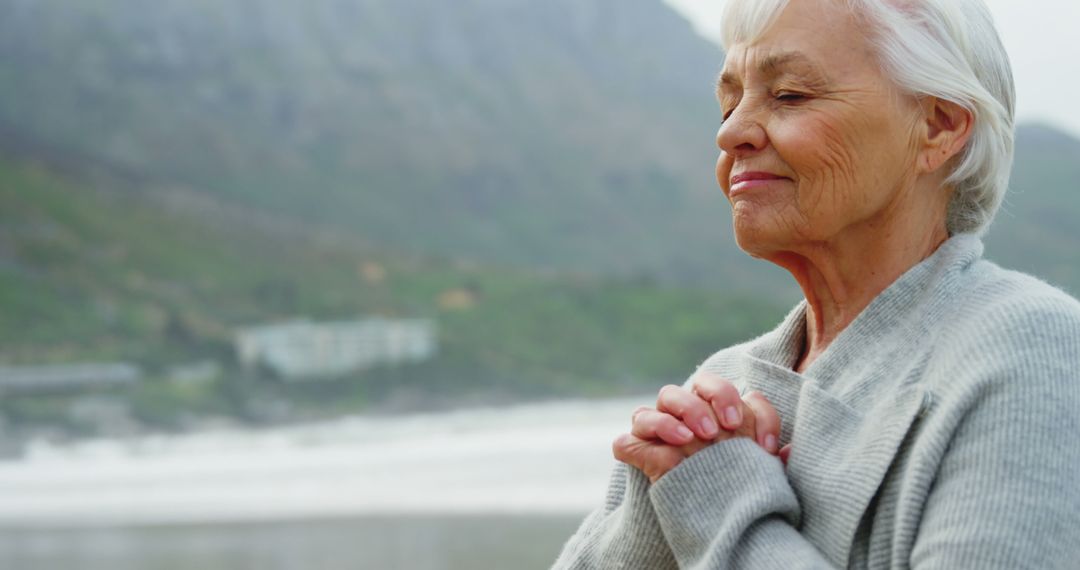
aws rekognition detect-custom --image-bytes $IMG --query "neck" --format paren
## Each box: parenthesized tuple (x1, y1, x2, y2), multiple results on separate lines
(768, 199, 950, 373)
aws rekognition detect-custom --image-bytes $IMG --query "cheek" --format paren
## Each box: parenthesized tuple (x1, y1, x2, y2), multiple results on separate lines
(792, 119, 858, 183)
(716, 153, 733, 198)
(775, 115, 872, 214)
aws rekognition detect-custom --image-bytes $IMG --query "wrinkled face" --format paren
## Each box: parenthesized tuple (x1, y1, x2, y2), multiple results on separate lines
(716, 0, 923, 256)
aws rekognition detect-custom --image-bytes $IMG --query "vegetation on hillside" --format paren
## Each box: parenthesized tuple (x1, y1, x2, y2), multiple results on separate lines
(0, 152, 785, 435)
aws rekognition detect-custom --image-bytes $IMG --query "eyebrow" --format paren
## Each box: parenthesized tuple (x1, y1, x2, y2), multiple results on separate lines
(716, 52, 827, 95)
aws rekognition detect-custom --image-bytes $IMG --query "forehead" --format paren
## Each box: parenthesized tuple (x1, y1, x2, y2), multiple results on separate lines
(719, 0, 875, 82)
(719, 51, 829, 87)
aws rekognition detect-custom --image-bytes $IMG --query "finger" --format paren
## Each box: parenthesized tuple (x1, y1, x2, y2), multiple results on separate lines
(779, 444, 793, 466)
(656, 384, 720, 439)
(631, 405, 651, 423)
(743, 391, 781, 454)
(690, 373, 744, 430)
(612, 433, 686, 483)
(676, 437, 713, 457)
(631, 408, 695, 445)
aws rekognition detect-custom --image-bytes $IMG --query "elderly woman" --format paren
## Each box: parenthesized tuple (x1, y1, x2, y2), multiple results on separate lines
(553, 0, 1080, 568)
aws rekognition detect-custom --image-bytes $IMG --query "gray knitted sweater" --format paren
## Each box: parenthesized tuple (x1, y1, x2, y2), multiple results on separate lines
(553, 234, 1080, 569)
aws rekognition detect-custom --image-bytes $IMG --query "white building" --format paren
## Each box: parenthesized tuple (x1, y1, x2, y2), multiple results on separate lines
(235, 318, 437, 381)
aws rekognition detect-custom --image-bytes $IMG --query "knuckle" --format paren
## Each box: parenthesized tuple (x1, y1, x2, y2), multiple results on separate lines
(745, 392, 780, 420)
(675, 394, 700, 413)
(659, 413, 685, 432)
(691, 372, 717, 391)
(613, 447, 630, 464)
(746, 390, 773, 410)
(742, 391, 764, 409)
(658, 385, 684, 405)
(710, 391, 742, 416)
(702, 377, 736, 398)
(718, 380, 741, 397)
(650, 413, 684, 438)
(658, 385, 690, 413)
(631, 417, 654, 438)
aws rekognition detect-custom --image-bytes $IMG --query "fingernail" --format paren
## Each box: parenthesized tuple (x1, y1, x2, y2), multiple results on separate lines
(764, 434, 778, 453)
(700, 417, 718, 438)
(724, 406, 741, 427)
(676, 425, 694, 440)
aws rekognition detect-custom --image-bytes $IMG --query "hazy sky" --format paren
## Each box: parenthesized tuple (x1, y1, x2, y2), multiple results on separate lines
(663, 0, 1080, 140)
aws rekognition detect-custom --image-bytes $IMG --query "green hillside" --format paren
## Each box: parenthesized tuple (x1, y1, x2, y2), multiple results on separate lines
(0, 149, 784, 431)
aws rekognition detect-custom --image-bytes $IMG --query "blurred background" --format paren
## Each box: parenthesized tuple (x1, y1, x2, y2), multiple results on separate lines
(0, 0, 1077, 568)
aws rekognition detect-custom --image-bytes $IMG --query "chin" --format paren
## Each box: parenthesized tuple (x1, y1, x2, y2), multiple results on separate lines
(732, 208, 774, 247)
(731, 217, 808, 265)
(730, 200, 818, 256)
(732, 224, 776, 259)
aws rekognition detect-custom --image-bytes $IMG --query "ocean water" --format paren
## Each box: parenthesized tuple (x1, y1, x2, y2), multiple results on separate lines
(0, 397, 650, 569)
(0, 515, 582, 570)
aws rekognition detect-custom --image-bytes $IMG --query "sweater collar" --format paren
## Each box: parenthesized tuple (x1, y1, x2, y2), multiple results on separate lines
(745, 233, 984, 388)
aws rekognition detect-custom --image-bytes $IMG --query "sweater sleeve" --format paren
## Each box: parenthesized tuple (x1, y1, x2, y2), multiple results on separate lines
(551, 462, 678, 569)
(647, 437, 836, 569)
(909, 301, 1080, 569)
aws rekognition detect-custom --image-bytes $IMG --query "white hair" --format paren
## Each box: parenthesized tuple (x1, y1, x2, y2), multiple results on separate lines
(721, 0, 1016, 236)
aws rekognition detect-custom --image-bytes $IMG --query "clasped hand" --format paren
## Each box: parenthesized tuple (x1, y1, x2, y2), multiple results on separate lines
(612, 373, 788, 483)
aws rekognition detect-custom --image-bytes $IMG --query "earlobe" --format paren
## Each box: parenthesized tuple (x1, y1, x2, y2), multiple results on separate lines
(919, 97, 974, 174)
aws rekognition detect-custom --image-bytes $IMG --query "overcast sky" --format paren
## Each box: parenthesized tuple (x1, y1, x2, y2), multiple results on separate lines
(663, 0, 1080, 140)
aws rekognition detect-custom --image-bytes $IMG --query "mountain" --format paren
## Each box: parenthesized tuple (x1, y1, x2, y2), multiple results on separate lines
(0, 0, 792, 289)
(3, 0, 1073, 294)
(985, 124, 1080, 294)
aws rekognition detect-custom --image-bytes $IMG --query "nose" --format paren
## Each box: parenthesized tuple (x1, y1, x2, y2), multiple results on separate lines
(716, 102, 768, 157)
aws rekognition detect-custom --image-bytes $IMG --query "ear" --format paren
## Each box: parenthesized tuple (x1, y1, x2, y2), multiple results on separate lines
(917, 96, 974, 175)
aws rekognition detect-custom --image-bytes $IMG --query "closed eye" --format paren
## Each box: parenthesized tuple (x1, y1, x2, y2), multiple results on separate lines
(720, 101, 738, 123)
(776, 92, 807, 102)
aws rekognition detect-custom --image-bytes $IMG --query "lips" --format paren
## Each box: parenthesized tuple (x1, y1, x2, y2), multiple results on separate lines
(729, 171, 790, 195)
